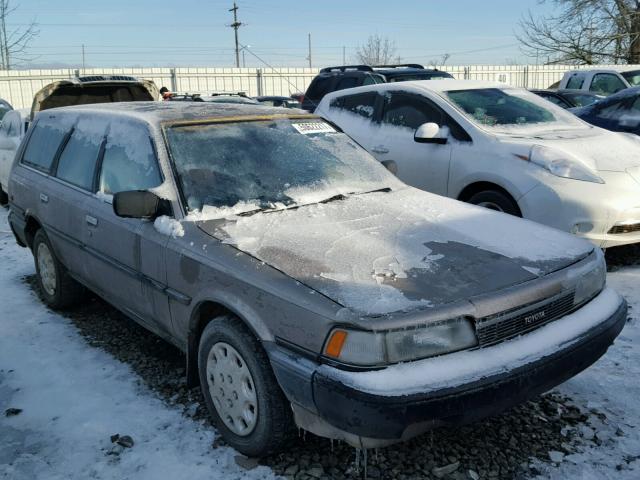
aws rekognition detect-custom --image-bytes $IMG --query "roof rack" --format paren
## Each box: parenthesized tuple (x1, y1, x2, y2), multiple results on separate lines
(210, 91, 248, 97)
(319, 65, 373, 73)
(373, 64, 425, 70)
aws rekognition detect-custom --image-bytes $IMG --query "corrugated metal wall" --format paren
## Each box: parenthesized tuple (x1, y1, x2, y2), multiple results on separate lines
(0, 65, 638, 109)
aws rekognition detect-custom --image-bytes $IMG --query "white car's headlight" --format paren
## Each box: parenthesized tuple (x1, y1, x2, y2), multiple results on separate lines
(323, 317, 478, 366)
(528, 145, 604, 184)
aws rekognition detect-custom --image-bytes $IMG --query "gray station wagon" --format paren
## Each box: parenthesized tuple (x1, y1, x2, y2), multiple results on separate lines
(7, 102, 627, 457)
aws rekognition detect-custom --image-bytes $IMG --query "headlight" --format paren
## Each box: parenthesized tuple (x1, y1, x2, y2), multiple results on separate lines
(323, 317, 478, 366)
(574, 256, 606, 306)
(529, 145, 604, 184)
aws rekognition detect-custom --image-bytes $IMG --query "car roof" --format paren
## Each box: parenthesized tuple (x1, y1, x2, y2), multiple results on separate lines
(39, 101, 313, 126)
(564, 69, 623, 75)
(322, 79, 506, 100)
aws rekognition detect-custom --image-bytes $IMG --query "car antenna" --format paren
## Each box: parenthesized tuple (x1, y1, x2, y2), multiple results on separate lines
(239, 44, 302, 97)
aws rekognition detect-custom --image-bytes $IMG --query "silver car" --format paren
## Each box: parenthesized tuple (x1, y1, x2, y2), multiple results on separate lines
(7, 102, 627, 457)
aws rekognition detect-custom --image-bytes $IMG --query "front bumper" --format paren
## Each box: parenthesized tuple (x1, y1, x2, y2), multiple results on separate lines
(269, 288, 627, 444)
(519, 171, 640, 248)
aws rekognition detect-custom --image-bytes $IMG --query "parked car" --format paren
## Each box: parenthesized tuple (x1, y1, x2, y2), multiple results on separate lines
(0, 108, 29, 204)
(531, 89, 603, 109)
(317, 79, 640, 248)
(301, 64, 454, 112)
(0, 97, 13, 121)
(7, 101, 627, 456)
(621, 69, 640, 86)
(168, 92, 259, 105)
(0, 75, 158, 200)
(557, 69, 630, 96)
(256, 95, 301, 108)
(571, 86, 640, 135)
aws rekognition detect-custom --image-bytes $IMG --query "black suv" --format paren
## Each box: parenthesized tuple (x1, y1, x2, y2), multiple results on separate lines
(301, 64, 454, 111)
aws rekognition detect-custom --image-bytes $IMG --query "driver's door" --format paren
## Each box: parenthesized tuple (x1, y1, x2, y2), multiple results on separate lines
(376, 92, 452, 196)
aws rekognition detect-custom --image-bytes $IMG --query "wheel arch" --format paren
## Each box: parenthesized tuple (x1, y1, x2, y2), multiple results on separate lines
(185, 298, 271, 388)
(24, 214, 43, 249)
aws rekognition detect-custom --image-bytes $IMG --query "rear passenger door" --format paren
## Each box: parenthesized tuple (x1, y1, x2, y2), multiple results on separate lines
(83, 119, 170, 334)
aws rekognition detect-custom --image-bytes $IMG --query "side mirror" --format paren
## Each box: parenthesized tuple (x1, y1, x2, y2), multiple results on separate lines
(113, 190, 170, 219)
(414, 122, 448, 144)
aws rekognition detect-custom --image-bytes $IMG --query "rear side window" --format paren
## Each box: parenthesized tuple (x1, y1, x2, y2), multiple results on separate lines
(306, 77, 332, 101)
(335, 77, 360, 91)
(22, 116, 70, 172)
(99, 121, 162, 194)
(55, 117, 107, 190)
(566, 74, 585, 90)
(330, 92, 377, 119)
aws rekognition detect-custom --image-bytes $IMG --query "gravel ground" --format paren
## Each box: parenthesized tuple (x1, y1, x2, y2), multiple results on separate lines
(21, 240, 638, 480)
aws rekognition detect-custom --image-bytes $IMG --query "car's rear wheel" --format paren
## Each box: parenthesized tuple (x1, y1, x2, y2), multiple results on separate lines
(33, 229, 84, 309)
(198, 316, 294, 457)
(0, 185, 7, 205)
(468, 190, 521, 217)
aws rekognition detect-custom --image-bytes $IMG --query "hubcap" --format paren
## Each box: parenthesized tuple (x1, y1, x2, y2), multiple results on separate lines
(476, 201, 504, 212)
(206, 342, 258, 436)
(37, 242, 56, 296)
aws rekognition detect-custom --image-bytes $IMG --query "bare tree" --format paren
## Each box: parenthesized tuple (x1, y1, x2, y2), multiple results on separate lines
(428, 53, 450, 68)
(0, 0, 37, 70)
(355, 34, 401, 65)
(517, 0, 640, 65)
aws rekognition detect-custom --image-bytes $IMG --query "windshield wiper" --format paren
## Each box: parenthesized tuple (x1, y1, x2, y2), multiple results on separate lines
(349, 187, 392, 196)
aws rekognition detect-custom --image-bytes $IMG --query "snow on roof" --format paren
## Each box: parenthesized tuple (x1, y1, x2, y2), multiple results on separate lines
(37, 101, 307, 126)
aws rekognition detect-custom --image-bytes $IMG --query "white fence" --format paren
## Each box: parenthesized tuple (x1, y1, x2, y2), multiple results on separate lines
(1, 64, 638, 109)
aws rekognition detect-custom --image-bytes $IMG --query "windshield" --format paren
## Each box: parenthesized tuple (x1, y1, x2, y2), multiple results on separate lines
(166, 118, 396, 217)
(445, 87, 584, 133)
(622, 70, 640, 86)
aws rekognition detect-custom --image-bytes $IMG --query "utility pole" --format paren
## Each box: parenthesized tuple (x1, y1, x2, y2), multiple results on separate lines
(228, 2, 243, 68)
(82, 44, 85, 72)
(242, 49, 246, 67)
(307, 33, 312, 68)
(342, 46, 346, 64)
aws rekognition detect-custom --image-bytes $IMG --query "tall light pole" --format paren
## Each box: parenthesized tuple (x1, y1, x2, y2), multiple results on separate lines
(228, 2, 243, 67)
(307, 33, 312, 68)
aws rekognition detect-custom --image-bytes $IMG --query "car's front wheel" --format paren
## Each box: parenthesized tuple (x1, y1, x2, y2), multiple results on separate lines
(468, 190, 521, 217)
(198, 316, 294, 457)
(33, 229, 84, 309)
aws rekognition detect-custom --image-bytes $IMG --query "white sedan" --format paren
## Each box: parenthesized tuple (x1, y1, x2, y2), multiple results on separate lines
(316, 79, 640, 248)
(0, 108, 28, 205)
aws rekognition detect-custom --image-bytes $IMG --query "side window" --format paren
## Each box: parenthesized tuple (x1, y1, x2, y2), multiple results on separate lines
(595, 98, 626, 119)
(99, 122, 162, 195)
(330, 92, 377, 119)
(55, 117, 106, 191)
(335, 77, 359, 91)
(307, 77, 332, 101)
(21, 115, 70, 173)
(363, 74, 385, 85)
(566, 74, 585, 90)
(382, 93, 444, 130)
(590, 74, 627, 95)
(542, 94, 571, 108)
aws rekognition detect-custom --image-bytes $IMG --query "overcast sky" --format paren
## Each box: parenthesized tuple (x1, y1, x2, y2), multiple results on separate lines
(9, 0, 556, 68)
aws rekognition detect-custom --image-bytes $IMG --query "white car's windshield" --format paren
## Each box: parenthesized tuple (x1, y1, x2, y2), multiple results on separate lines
(445, 87, 585, 134)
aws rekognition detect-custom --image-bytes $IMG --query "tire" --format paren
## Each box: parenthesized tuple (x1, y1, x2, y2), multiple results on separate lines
(467, 190, 521, 217)
(32, 229, 85, 309)
(0, 185, 7, 206)
(198, 316, 294, 457)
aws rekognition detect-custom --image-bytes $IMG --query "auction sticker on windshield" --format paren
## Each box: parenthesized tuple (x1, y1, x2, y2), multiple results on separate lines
(292, 121, 336, 135)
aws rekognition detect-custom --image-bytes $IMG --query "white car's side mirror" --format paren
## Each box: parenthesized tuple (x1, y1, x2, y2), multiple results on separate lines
(414, 122, 447, 144)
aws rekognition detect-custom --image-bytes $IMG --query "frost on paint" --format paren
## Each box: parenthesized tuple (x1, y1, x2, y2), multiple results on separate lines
(154, 215, 184, 238)
(206, 187, 592, 315)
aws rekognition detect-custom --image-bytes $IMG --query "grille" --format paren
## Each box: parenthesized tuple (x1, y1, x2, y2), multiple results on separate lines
(608, 223, 640, 235)
(476, 290, 576, 347)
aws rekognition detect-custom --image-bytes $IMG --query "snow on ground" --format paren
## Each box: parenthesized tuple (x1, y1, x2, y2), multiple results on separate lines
(533, 269, 640, 479)
(0, 210, 274, 480)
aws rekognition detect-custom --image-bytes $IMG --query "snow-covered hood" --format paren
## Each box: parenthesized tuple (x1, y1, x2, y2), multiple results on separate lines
(497, 127, 640, 172)
(200, 188, 592, 315)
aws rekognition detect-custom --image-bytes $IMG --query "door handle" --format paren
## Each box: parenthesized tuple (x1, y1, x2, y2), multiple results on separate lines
(372, 145, 389, 154)
(85, 215, 98, 227)
(39, 193, 48, 203)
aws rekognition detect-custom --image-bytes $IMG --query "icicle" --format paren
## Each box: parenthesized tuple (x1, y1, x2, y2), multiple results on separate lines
(330, 438, 334, 453)
(354, 447, 361, 474)
(363, 448, 368, 479)
(374, 448, 379, 462)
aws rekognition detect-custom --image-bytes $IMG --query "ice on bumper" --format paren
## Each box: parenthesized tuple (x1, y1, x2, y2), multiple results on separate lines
(318, 288, 623, 397)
